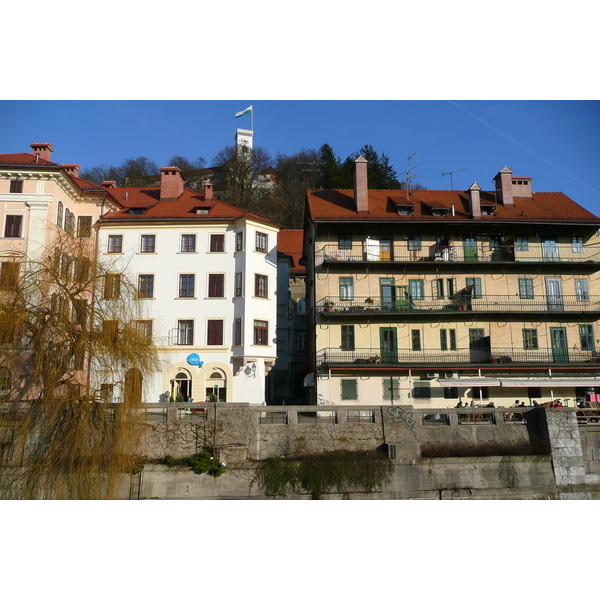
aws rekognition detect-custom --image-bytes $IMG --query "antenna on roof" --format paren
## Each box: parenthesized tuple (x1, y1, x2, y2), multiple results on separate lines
(405, 153, 423, 199)
(442, 169, 468, 191)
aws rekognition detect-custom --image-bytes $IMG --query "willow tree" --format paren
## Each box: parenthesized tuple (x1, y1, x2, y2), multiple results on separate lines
(0, 228, 159, 499)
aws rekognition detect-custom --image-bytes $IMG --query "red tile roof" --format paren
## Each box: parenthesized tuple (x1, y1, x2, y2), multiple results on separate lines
(307, 188, 600, 224)
(101, 186, 281, 227)
(0, 152, 57, 165)
(278, 229, 305, 274)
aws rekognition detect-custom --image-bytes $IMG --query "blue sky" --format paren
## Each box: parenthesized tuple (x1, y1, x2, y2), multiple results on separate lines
(1, 100, 599, 214)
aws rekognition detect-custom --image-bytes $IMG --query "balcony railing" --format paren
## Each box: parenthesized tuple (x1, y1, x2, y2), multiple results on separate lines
(317, 347, 600, 367)
(318, 295, 600, 315)
(317, 241, 600, 265)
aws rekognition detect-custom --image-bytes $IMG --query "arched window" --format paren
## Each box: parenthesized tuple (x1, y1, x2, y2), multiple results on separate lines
(124, 368, 142, 403)
(0, 367, 11, 396)
(57, 201, 64, 229)
(174, 370, 192, 401)
(207, 369, 226, 402)
(64, 209, 74, 235)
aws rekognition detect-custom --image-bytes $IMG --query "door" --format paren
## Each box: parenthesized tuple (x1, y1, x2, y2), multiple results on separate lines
(366, 237, 380, 261)
(379, 238, 392, 261)
(550, 327, 569, 363)
(542, 236, 560, 261)
(464, 236, 478, 262)
(545, 277, 564, 311)
(469, 328, 491, 363)
(380, 278, 396, 310)
(380, 328, 398, 363)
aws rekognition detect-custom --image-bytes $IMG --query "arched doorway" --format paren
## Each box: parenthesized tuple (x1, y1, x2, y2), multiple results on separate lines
(206, 369, 226, 402)
(124, 368, 142, 403)
(173, 369, 192, 401)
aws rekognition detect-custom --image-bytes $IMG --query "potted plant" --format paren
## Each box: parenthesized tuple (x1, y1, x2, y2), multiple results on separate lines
(323, 300, 335, 312)
(365, 297, 375, 311)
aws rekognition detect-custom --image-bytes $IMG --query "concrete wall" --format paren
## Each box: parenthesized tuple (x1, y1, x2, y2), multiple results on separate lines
(125, 404, 600, 499)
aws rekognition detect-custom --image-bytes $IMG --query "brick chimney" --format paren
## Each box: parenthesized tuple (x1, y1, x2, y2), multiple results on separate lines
(102, 181, 117, 189)
(353, 155, 369, 213)
(62, 164, 80, 178)
(494, 166, 514, 207)
(160, 166, 184, 201)
(30, 143, 54, 163)
(468, 182, 482, 218)
(203, 179, 214, 201)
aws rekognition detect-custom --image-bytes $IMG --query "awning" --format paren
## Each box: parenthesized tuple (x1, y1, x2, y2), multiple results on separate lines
(499, 379, 600, 388)
(438, 378, 501, 387)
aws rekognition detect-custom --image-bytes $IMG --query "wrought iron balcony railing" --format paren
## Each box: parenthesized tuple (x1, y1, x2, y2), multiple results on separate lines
(317, 295, 600, 315)
(317, 347, 599, 367)
(316, 241, 600, 265)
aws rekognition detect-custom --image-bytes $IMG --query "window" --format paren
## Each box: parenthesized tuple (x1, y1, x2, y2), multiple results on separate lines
(572, 236, 584, 253)
(339, 277, 354, 301)
(136, 320, 153, 344)
(255, 274, 268, 298)
(518, 278, 534, 299)
(254, 320, 268, 345)
(208, 274, 224, 298)
(297, 298, 307, 315)
(73, 299, 88, 327)
(440, 329, 457, 351)
(296, 332, 307, 350)
(0, 367, 11, 396)
(104, 273, 121, 299)
(179, 274, 195, 298)
(210, 234, 225, 252)
(444, 387, 459, 399)
(57, 202, 64, 229)
(74, 258, 91, 283)
(515, 236, 529, 251)
(235, 272, 243, 297)
(413, 381, 431, 399)
(138, 274, 154, 298)
(341, 379, 358, 400)
(382, 378, 401, 401)
(256, 231, 268, 253)
(466, 277, 482, 299)
(409, 279, 425, 300)
(181, 234, 196, 253)
(9, 180, 23, 194)
(575, 279, 589, 301)
(0, 262, 19, 291)
(207, 320, 224, 345)
(236, 231, 244, 251)
(101, 320, 119, 345)
(341, 325, 355, 351)
(579, 325, 595, 351)
(411, 329, 421, 351)
(338, 234, 352, 250)
(4, 215, 23, 238)
(77, 216, 92, 238)
(107, 235, 123, 253)
(140, 235, 155, 253)
(177, 320, 194, 345)
(234, 318, 242, 345)
(407, 236, 421, 251)
(64, 210, 74, 235)
(523, 328, 539, 350)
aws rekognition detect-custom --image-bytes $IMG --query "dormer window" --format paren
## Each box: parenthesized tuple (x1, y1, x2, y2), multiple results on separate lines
(129, 208, 145, 215)
(481, 206, 496, 216)
(431, 208, 449, 217)
(196, 208, 210, 215)
(397, 206, 414, 216)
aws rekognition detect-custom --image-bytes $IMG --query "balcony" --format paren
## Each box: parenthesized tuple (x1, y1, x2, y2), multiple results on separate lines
(317, 347, 600, 368)
(317, 295, 600, 316)
(316, 241, 600, 266)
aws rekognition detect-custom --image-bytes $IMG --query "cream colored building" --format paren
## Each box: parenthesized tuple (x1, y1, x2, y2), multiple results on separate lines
(304, 159, 600, 408)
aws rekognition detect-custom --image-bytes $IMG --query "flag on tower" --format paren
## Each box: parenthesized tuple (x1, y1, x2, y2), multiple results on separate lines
(235, 105, 252, 118)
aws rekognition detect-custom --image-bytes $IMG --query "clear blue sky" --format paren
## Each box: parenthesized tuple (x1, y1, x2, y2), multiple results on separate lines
(1, 100, 599, 214)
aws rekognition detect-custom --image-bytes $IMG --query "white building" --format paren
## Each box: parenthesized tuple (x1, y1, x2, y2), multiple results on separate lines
(97, 167, 280, 405)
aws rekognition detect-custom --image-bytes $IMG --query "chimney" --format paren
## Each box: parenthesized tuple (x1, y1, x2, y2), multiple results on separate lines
(62, 164, 80, 178)
(494, 166, 514, 206)
(160, 166, 184, 201)
(203, 179, 214, 201)
(30, 143, 54, 163)
(353, 155, 369, 213)
(102, 181, 117, 189)
(468, 182, 482, 218)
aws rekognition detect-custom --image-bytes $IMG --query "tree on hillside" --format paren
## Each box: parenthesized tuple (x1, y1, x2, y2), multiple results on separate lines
(318, 144, 343, 189)
(0, 230, 159, 499)
(80, 156, 159, 187)
(167, 155, 207, 175)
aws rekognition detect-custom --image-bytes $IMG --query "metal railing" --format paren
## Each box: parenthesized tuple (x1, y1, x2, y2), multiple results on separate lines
(318, 295, 600, 315)
(316, 241, 600, 265)
(317, 347, 599, 367)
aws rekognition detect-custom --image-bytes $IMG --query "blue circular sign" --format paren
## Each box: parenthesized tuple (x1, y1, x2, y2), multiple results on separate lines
(187, 353, 203, 366)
